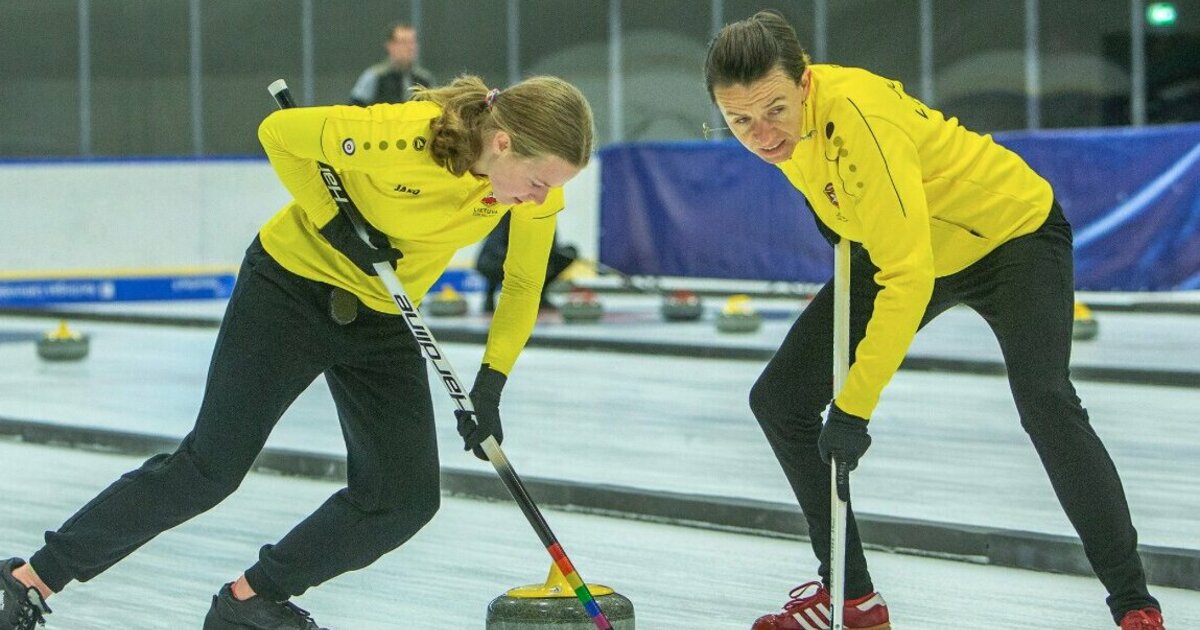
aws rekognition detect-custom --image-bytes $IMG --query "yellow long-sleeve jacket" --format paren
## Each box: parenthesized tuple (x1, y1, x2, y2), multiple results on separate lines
(257, 101, 562, 375)
(777, 64, 1054, 418)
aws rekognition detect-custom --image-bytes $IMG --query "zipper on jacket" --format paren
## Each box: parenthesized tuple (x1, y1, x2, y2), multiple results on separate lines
(931, 216, 986, 239)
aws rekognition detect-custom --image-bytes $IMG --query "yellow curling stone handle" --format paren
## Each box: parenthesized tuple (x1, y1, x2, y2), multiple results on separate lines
(46, 320, 84, 341)
(505, 563, 614, 598)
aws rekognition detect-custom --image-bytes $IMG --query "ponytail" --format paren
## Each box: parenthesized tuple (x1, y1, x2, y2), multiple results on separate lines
(413, 74, 593, 176)
(411, 75, 491, 176)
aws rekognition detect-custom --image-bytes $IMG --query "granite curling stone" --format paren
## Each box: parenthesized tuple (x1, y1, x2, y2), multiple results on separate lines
(426, 284, 469, 317)
(37, 320, 90, 361)
(661, 290, 703, 322)
(1072, 301, 1099, 341)
(486, 564, 634, 630)
(715, 294, 762, 333)
(561, 288, 604, 323)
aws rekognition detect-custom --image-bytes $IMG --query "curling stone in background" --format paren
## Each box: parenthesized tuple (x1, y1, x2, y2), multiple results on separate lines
(1072, 301, 1099, 341)
(561, 288, 604, 323)
(545, 278, 574, 296)
(37, 320, 90, 361)
(426, 284, 469, 317)
(715, 294, 762, 334)
(486, 563, 635, 630)
(660, 290, 703, 322)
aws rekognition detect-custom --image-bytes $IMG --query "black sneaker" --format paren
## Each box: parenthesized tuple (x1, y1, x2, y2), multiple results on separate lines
(203, 583, 328, 630)
(1, 558, 51, 630)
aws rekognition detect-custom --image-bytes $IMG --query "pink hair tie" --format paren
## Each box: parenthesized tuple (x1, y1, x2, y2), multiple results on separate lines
(485, 88, 500, 109)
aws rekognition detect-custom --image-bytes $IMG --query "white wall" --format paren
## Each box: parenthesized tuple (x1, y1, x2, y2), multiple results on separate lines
(560, 157, 601, 263)
(0, 158, 601, 274)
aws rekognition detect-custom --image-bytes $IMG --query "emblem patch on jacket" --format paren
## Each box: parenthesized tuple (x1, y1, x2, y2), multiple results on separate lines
(824, 182, 840, 207)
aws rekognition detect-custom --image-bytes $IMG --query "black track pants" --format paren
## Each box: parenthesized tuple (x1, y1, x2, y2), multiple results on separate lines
(30, 238, 440, 601)
(748, 204, 1158, 621)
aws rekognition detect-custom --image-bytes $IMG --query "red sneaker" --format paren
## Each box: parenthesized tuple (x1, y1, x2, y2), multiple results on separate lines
(752, 581, 890, 630)
(1119, 608, 1165, 630)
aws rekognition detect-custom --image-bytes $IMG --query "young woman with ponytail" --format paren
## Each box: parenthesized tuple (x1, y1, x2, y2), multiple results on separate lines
(0, 74, 594, 630)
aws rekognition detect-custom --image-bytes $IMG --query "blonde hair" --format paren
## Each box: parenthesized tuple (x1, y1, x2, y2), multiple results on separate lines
(412, 75, 594, 176)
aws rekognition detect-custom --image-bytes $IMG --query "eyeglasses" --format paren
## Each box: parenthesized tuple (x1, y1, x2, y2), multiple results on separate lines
(700, 123, 815, 143)
(701, 122, 729, 140)
(702, 99, 814, 142)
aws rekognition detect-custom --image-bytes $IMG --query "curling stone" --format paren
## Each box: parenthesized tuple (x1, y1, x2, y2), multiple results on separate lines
(486, 563, 635, 629)
(561, 288, 603, 323)
(545, 278, 573, 295)
(661, 290, 703, 322)
(715, 294, 763, 334)
(1072, 301, 1099, 341)
(426, 284, 469, 317)
(36, 320, 90, 361)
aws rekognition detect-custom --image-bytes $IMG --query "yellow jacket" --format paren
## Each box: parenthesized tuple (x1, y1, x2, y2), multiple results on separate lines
(777, 64, 1054, 418)
(257, 101, 562, 375)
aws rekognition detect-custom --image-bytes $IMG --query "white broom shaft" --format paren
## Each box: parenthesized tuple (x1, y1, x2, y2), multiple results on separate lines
(830, 239, 851, 630)
(833, 243, 851, 397)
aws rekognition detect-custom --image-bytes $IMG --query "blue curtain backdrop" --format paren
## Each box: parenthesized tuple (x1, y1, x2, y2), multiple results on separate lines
(599, 124, 1200, 291)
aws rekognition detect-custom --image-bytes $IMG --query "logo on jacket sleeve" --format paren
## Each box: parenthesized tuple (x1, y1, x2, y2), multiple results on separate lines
(393, 183, 421, 196)
(824, 182, 840, 207)
(341, 138, 356, 155)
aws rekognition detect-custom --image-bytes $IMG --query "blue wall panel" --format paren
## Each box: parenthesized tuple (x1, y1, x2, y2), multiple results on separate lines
(600, 124, 1200, 291)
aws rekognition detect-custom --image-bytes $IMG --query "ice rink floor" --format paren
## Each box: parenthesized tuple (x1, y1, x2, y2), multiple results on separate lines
(4, 440, 1199, 629)
(1, 294, 1198, 627)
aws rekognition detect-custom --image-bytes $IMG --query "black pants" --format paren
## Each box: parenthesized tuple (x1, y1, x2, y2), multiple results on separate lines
(749, 204, 1158, 621)
(30, 238, 440, 601)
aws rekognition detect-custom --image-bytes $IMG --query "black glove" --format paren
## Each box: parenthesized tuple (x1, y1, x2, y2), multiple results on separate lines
(455, 365, 507, 461)
(319, 212, 403, 276)
(817, 402, 872, 471)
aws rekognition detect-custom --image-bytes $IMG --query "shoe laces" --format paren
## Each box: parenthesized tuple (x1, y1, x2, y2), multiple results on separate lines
(277, 600, 320, 629)
(781, 581, 827, 611)
(12, 587, 51, 629)
(280, 600, 333, 628)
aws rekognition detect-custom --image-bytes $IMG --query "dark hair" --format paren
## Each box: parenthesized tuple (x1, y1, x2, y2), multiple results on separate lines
(412, 75, 594, 177)
(704, 10, 811, 101)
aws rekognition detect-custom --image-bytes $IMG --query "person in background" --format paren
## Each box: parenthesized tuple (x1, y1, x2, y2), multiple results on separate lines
(704, 10, 1164, 630)
(1, 75, 592, 630)
(349, 22, 436, 106)
(476, 212, 578, 313)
